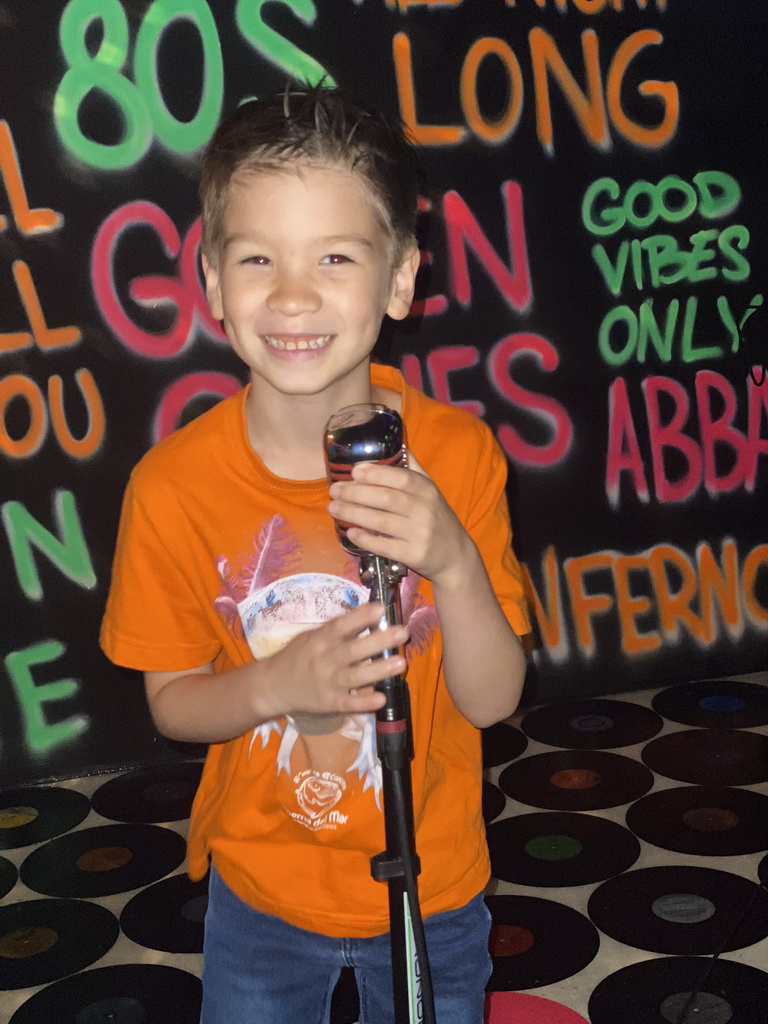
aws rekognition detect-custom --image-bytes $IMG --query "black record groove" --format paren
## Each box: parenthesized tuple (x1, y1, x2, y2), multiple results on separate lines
(19, 823, 186, 898)
(0, 787, 90, 850)
(642, 728, 768, 786)
(482, 722, 528, 768)
(759, 853, 768, 888)
(0, 898, 118, 990)
(483, 781, 506, 824)
(485, 895, 599, 991)
(0, 856, 18, 899)
(653, 678, 768, 729)
(627, 784, 768, 856)
(486, 810, 640, 887)
(589, 955, 768, 1024)
(521, 699, 663, 750)
(91, 762, 203, 823)
(9, 963, 202, 1024)
(120, 871, 209, 953)
(498, 749, 654, 811)
(588, 865, 768, 955)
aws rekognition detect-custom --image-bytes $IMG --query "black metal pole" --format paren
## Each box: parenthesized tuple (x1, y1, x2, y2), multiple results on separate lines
(360, 554, 437, 1024)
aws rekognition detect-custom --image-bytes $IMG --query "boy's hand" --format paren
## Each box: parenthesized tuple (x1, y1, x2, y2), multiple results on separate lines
(262, 602, 407, 719)
(328, 453, 473, 587)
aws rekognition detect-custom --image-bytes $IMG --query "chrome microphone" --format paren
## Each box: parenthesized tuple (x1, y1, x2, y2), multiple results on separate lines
(323, 403, 407, 557)
(323, 402, 408, 657)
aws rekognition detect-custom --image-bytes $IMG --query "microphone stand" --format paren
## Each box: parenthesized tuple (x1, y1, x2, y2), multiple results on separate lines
(323, 402, 436, 1023)
(358, 551, 437, 1024)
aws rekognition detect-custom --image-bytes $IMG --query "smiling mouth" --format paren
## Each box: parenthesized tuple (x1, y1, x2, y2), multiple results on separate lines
(264, 334, 333, 351)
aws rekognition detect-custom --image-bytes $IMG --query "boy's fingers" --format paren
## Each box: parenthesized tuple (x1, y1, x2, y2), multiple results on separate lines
(352, 625, 408, 660)
(348, 462, 411, 488)
(331, 601, 385, 635)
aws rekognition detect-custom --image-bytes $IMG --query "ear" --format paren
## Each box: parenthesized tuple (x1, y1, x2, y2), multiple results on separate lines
(201, 253, 224, 321)
(386, 247, 421, 321)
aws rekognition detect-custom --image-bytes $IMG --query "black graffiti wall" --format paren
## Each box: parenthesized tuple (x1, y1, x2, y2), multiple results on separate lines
(1, 0, 766, 786)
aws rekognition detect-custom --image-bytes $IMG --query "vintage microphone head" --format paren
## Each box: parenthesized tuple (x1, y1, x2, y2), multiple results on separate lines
(323, 403, 407, 556)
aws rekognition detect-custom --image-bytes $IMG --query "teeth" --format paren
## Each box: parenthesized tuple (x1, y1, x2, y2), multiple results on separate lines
(264, 335, 331, 351)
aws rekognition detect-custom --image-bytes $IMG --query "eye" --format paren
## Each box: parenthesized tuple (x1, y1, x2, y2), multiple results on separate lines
(240, 255, 271, 266)
(321, 254, 352, 265)
(344, 587, 361, 607)
(264, 589, 277, 606)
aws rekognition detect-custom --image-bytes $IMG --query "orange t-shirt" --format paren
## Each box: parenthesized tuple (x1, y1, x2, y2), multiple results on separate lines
(100, 364, 530, 938)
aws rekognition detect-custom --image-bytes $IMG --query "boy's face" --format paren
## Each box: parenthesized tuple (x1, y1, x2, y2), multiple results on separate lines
(203, 162, 418, 403)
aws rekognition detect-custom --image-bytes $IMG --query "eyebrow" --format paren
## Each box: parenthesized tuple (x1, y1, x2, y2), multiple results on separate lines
(319, 234, 375, 250)
(222, 232, 375, 251)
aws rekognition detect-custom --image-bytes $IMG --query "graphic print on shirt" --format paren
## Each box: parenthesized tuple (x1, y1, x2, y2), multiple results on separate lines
(215, 515, 438, 833)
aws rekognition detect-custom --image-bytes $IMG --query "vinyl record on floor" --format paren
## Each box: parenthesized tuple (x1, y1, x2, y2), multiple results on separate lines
(483, 781, 506, 824)
(19, 823, 186, 898)
(520, 699, 663, 750)
(120, 871, 208, 953)
(588, 865, 768, 955)
(0, 856, 17, 899)
(482, 723, 528, 768)
(485, 894, 599, 990)
(9, 963, 202, 1024)
(759, 853, 768, 888)
(0, 787, 90, 850)
(642, 728, 768, 786)
(0, 898, 119, 990)
(626, 784, 768, 856)
(588, 955, 768, 1024)
(486, 810, 640, 887)
(91, 762, 203, 824)
(486, 991, 590, 1024)
(653, 678, 768, 729)
(498, 749, 654, 811)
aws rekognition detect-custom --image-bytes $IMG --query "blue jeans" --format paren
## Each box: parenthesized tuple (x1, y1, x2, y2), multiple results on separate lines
(201, 866, 492, 1024)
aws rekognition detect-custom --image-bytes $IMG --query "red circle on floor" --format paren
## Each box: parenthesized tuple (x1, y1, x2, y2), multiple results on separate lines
(485, 991, 590, 1023)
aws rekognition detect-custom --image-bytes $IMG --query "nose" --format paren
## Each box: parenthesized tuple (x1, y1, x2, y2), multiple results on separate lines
(266, 267, 321, 316)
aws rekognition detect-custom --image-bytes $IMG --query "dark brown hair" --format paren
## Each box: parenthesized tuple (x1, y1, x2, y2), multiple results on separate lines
(199, 85, 420, 264)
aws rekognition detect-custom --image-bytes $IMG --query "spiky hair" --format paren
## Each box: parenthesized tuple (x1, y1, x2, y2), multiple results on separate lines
(199, 84, 420, 265)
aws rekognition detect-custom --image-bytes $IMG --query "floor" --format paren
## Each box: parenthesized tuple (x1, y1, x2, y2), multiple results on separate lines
(2, 672, 768, 1024)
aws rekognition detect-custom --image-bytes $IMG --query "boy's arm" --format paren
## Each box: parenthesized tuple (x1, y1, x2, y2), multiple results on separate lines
(328, 449, 528, 730)
(141, 602, 407, 744)
(428, 537, 526, 729)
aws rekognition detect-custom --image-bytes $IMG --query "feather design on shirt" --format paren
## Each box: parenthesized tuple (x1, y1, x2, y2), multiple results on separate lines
(247, 516, 301, 596)
(400, 570, 439, 655)
(214, 516, 301, 631)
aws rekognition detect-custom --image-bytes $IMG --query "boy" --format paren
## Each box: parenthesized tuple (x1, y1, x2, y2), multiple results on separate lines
(100, 86, 530, 1023)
